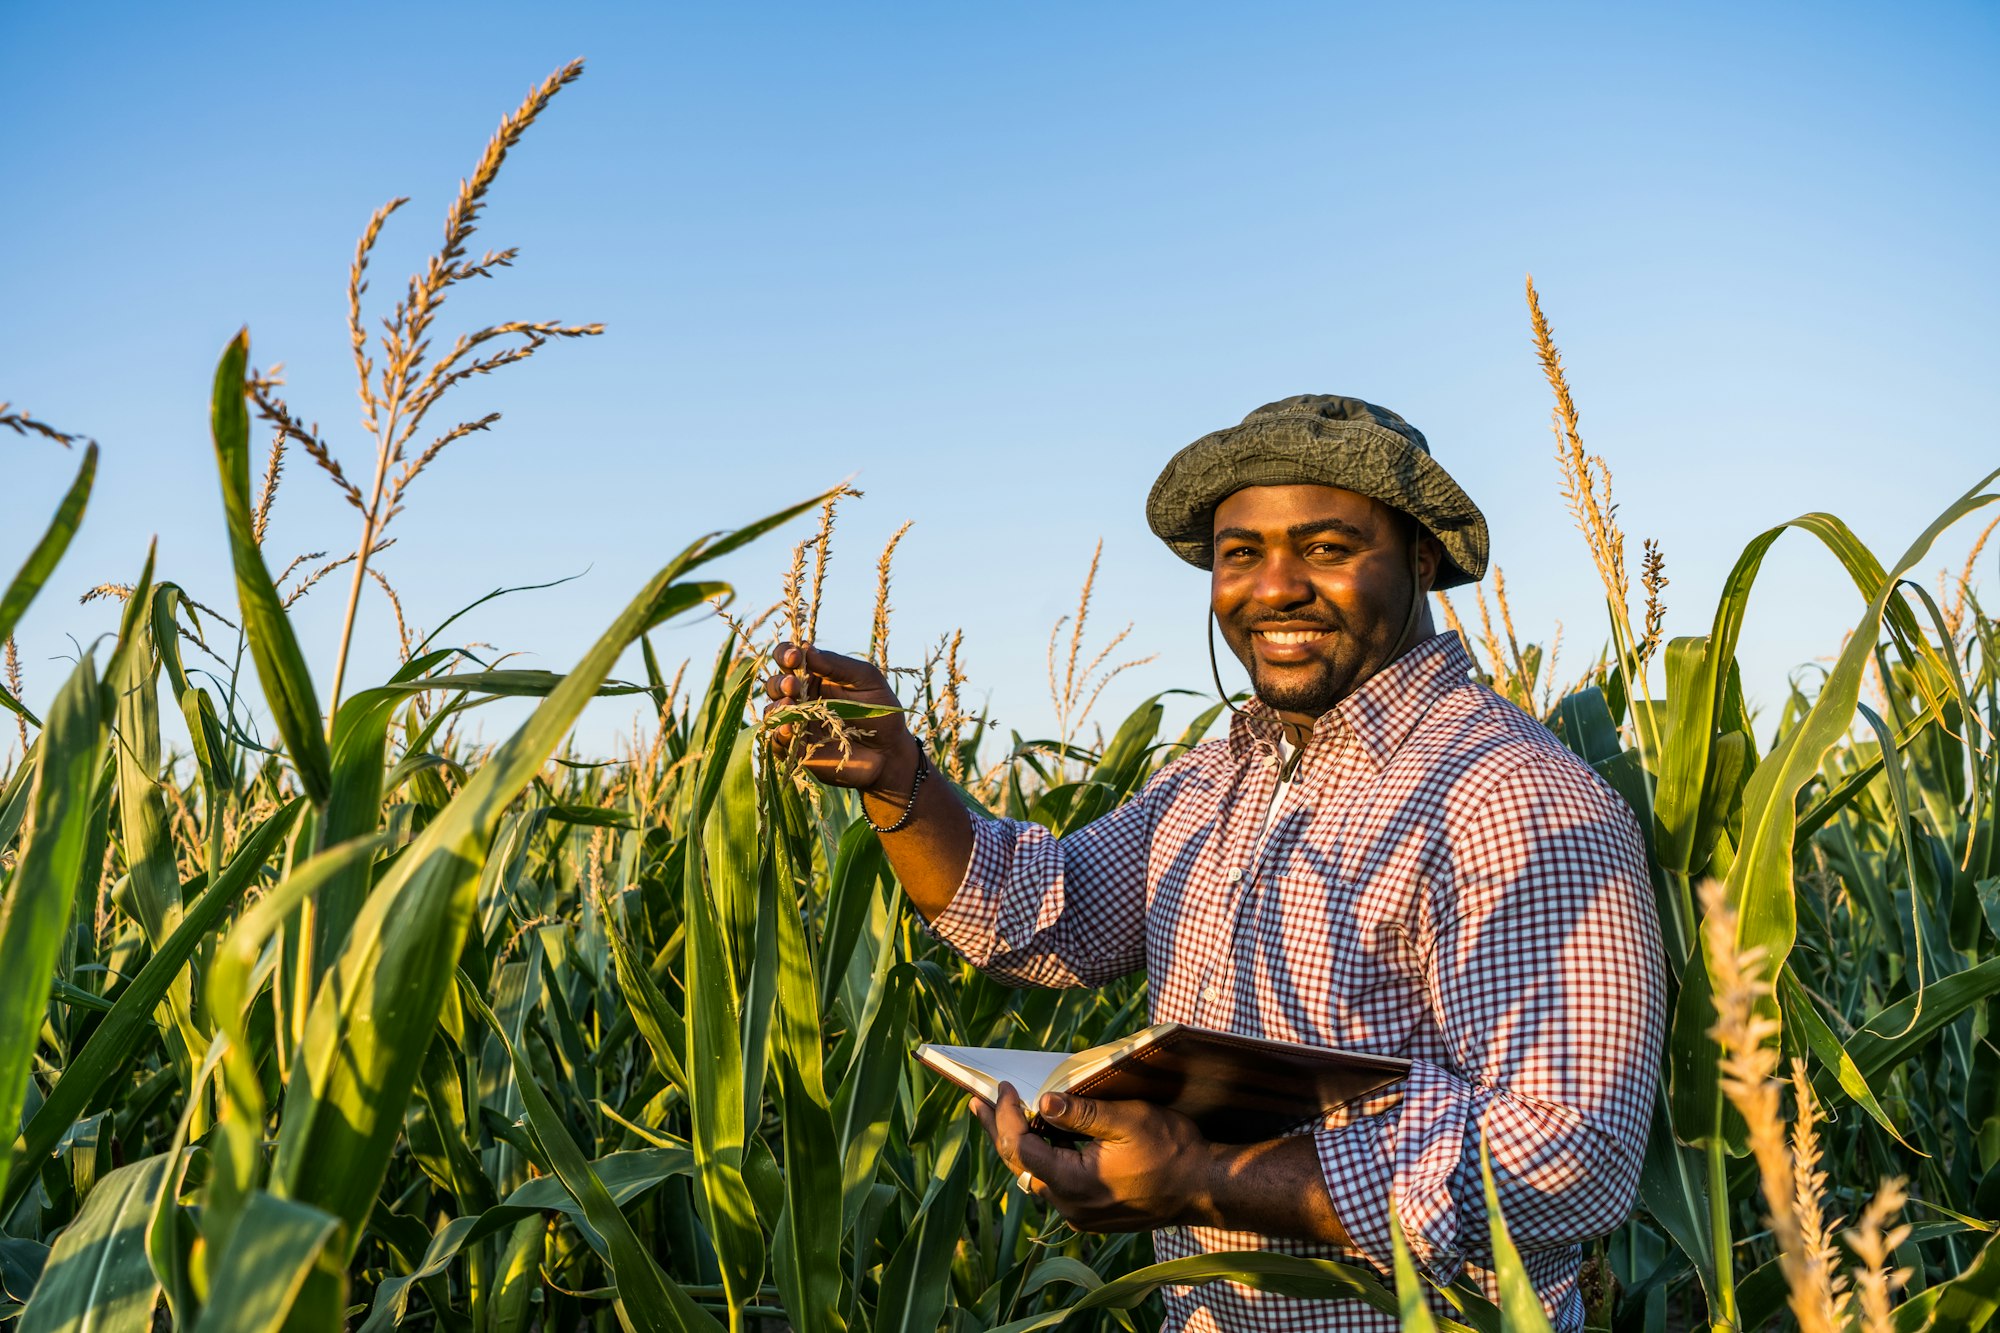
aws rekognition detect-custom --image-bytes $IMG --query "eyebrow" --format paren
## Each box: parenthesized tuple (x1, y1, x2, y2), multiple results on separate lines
(1213, 517, 1369, 546)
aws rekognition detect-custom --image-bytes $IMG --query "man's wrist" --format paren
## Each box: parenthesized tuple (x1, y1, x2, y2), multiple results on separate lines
(1173, 1140, 1234, 1229)
(865, 733, 924, 806)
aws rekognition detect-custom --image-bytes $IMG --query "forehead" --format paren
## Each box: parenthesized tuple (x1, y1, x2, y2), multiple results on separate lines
(1211, 483, 1391, 533)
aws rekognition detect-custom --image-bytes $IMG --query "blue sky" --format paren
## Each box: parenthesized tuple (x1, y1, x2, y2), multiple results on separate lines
(4, 2, 1996, 760)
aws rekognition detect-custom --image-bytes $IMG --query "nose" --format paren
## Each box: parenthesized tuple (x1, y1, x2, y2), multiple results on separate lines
(1250, 548, 1314, 611)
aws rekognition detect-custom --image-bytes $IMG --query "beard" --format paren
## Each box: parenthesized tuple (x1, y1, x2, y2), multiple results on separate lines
(1248, 656, 1345, 715)
(1217, 607, 1349, 715)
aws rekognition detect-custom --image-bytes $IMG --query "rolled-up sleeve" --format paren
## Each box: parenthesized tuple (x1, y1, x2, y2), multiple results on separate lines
(1315, 756, 1666, 1283)
(927, 762, 1189, 988)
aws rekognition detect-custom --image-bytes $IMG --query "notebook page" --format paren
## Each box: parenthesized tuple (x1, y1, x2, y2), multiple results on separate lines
(921, 1045, 1071, 1103)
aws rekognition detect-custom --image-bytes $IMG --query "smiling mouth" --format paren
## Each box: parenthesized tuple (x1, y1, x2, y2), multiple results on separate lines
(1255, 629, 1331, 645)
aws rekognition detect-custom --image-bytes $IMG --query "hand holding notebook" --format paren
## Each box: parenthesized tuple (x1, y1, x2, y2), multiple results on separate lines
(916, 1021, 1408, 1144)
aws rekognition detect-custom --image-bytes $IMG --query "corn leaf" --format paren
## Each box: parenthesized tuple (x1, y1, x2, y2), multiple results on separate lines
(18, 1153, 171, 1333)
(5, 804, 302, 1217)
(1478, 1136, 1555, 1333)
(0, 654, 105, 1188)
(0, 442, 96, 654)
(208, 331, 333, 804)
(682, 723, 764, 1314)
(187, 1191, 343, 1333)
(456, 975, 721, 1333)
(269, 556, 740, 1247)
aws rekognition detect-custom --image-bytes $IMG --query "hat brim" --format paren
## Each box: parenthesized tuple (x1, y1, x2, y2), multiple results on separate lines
(1145, 417, 1488, 588)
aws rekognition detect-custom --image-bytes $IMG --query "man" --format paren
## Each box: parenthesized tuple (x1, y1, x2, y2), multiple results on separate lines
(763, 395, 1665, 1330)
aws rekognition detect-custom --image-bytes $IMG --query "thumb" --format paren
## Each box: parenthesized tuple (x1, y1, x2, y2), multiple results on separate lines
(1038, 1092, 1119, 1141)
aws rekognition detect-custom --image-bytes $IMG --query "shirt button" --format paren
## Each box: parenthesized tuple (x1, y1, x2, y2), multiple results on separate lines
(1226, 868, 1243, 883)
(1201, 985, 1218, 1001)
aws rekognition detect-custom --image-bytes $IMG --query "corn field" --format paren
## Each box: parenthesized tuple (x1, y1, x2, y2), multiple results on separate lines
(5, 62, 2000, 1333)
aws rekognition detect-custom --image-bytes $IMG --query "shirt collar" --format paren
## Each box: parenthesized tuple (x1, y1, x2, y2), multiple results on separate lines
(1225, 632, 1474, 772)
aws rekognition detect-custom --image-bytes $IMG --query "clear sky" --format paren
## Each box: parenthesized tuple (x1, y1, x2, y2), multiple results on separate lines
(4, 1, 1996, 763)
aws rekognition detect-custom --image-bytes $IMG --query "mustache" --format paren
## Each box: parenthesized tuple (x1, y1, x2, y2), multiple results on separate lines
(1225, 607, 1344, 633)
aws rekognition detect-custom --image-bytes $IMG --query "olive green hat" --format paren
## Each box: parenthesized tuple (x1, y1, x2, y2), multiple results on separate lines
(1144, 393, 1489, 589)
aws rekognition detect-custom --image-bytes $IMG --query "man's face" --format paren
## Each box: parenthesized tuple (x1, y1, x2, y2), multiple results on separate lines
(1210, 484, 1439, 721)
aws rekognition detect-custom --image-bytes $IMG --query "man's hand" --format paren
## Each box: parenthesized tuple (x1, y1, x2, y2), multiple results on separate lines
(761, 641, 976, 920)
(760, 642, 918, 794)
(971, 1083, 1355, 1245)
(971, 1085, 1215, 1233)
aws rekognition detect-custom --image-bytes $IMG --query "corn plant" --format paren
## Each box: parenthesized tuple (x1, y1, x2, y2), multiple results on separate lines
(6, 64, 2000, 1333)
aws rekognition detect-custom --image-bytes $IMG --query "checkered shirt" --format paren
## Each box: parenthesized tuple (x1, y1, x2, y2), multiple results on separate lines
(930, 632, 1665, 1332)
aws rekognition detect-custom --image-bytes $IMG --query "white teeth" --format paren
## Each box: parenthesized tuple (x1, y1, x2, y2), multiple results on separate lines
(1259, 630, 1326, 645)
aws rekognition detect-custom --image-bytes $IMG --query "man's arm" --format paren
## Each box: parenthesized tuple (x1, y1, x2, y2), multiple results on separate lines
(1313, 756, 1666, 1281)
(764, 641, 1156, 986)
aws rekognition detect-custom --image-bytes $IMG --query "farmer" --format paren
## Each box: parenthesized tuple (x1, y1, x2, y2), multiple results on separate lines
(762, 395, 1665, 1331)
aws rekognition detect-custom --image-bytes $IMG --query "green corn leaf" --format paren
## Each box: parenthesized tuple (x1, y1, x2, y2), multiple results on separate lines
(187, 1192, 343, 1333)
(268, 543, 755, 1250)
(369, 669, 654, 699)
(456, 974, 722, 1333)
(1847, 956, 2000, 1085)
(599, 876, 692, 1099)
(765, 769, 846, 1333)
(1672, 472, 2000, 1144)
(982, 1251, 1419, 1333)
(0, 442, 96, 653)
(817, 817, 885, 1018)
(835, 963, 914, 1232)
(19, 1153, 171, 1333)
(875, 1121, 973, 1333)
(1479, 1136, 1555, 1333)
(203, 830, 386, 1262)
(414, 1034, 498, 1215)
(106, 580, 208, 1096)
(355, 1147, 694, 1333)
(682, 723, 764, 1315)
(0, 750, 36, 855)
(1635, 1097, 1718, 1311)
(1777, 968, 1919, 1152)
(110, 583, 183, 952)
(1902, 1226, 2000, 1331)
(0, 653, 105, 1189)
(208, 331, 332, 804)
(5, 803, 302, 1218)
(309, 679, 426, 990)
(1389, 1205, 1441, 1332)
(1721, 483, 1998, 996)
(147, 1039, 226, 1327)
(1093, 694, 1166, 798)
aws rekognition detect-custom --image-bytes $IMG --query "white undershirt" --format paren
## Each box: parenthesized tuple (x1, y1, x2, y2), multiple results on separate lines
(1259, 735, 1298, 840)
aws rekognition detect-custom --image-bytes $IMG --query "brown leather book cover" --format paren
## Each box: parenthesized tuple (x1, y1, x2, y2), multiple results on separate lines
(1061, 1026, 1409, 1143)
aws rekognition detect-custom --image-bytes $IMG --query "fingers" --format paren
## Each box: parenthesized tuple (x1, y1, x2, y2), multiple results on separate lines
(772, 642, 889, 696)
(1037, 1092, 1113, 1141)
(976, 1086, 1058, 1195)
(983, 1084, 1031, 1177)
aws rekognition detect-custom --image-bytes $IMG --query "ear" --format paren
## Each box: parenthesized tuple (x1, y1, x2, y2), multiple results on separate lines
(1414, 534, 1443, 594)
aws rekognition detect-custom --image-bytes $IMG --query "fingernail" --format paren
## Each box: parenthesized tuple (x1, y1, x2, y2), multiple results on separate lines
(1043, 1094, 1067, 1117)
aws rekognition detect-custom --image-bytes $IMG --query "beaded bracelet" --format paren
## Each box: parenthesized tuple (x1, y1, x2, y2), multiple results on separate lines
(864, 750, 929, 834)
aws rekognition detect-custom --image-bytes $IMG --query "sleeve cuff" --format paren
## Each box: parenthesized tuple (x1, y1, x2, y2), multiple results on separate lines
(1316, 1059, 1475, 1284)
(922, 817, 1011, 965)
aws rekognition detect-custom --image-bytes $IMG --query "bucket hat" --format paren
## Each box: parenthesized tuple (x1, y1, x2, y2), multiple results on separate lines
(1144, 394, 1488, 589)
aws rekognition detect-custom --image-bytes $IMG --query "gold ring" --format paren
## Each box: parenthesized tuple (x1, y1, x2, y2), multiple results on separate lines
(1016, 1168, 1035, 1193)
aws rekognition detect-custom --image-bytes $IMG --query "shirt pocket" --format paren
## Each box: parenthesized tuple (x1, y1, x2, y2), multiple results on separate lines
(1270, 861, 1425, 1047)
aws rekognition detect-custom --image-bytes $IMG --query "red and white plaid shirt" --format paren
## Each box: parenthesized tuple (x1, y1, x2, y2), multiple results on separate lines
(931, 632, 1665, 1332)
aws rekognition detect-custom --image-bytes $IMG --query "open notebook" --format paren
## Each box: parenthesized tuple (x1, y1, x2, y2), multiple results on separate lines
(916, 1021, 1409, 1144)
